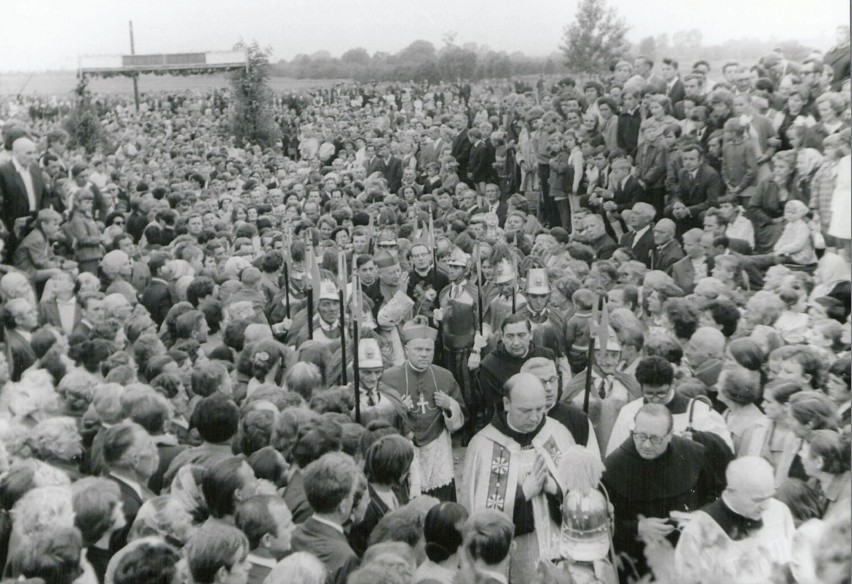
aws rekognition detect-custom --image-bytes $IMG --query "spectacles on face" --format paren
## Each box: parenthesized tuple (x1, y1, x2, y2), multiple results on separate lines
(632, 431, 668, 446)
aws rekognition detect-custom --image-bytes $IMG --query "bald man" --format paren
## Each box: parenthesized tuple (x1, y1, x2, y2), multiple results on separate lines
(675, 456, 795, 582)
(0, 137, 48, 251)
(462, 372, 577, 584)
(649, 218, 684, 273)
(671, 228, 713, 294)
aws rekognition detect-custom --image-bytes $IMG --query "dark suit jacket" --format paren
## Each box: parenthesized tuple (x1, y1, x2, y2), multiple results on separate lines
(619, 227, 656, 268)
(612, 175, 645, 212)
(589, 234, 618, 260)
(367, 156, 403, 193)
(140, 279, 172, 326)
(650, 239, 685, 273)
(670, 256, 714, 294)
(283, 470, 312, 524)
(468, 140, 491, 183)
(617, 108, 642, 159)
(5, 329, 35, 382)
(670, 163, 723, 219)
(38, 298, 82, 334)
(0, 160, 47, 236)
(291, 517, 360, 584)
(247, 561, 273, 584)
(667, 79, 686, 107)
(451, 128, 472, 177)
(108, 474, 154, 553)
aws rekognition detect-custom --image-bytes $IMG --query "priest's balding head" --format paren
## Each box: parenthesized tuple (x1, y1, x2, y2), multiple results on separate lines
(503, 373, 547, 433)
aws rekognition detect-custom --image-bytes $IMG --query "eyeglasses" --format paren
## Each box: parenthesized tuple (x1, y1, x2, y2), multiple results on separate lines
(632, 431, 669, 446)
(114, 220, 125, 225)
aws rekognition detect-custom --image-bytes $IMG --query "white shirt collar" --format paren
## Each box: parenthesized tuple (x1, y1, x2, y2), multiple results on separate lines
(634, 224, 651, 240)
(311, 515, 345, 534)
(476, 568, 508, 584)
(110, 472, 144, 501)
(11, 157, 28, 174)
(247, 553, 278, 569)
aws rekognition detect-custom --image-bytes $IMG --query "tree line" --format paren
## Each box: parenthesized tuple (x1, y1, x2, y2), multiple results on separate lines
(271, 40, 567, 82)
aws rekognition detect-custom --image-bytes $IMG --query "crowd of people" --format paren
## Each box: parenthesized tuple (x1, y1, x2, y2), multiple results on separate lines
(0, 31, 849, 584)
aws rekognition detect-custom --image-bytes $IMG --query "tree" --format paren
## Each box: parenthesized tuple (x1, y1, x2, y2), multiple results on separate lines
(560, 0, 630, 75)
(341, 47, 370, 65)
(229, 41, 280, 148)
(63, 76, 109, 154)
(397, 40, 437, 64)
(438, 46, 477, 81)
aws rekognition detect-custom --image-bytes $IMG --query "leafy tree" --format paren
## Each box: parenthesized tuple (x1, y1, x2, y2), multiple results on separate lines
(229, 41, 281, 149)
(341, 47, 370, 65)
(397, 40, 437, 64)
(63, 76, 109, 154)
(438, 46, 477, 81)
(560, 0, 630, 75)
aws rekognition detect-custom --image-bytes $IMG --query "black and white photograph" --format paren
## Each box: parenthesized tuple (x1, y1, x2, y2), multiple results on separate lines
(0, 1, 850, 583)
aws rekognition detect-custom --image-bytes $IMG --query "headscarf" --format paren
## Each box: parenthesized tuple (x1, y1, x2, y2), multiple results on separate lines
(810, 252, 852, 301)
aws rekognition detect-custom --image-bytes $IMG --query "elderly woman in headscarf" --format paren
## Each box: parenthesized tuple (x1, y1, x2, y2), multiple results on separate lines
(809, 252, 852, 302)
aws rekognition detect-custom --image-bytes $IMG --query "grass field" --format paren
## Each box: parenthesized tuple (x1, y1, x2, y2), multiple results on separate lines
(0, 72, 345, 96)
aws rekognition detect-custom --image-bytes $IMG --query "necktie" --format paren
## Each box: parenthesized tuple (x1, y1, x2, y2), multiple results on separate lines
(598, 378, 608, 399)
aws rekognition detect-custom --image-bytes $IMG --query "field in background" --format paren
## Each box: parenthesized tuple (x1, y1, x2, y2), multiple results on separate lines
(0, 72, 345, 96)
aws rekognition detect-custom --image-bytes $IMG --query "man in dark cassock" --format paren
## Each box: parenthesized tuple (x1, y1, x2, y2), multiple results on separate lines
(602, 404, 717, 582)
(381, 317, 466, 502)
(476, 313, 555, 422)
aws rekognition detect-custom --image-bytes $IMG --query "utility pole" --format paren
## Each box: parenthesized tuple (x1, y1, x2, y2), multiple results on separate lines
(129, 20, 140, 111)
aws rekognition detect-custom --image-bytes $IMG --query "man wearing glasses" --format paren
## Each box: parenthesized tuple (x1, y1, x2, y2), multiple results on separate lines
(602, 403, 717, 582)
(606, 355, 732, 456)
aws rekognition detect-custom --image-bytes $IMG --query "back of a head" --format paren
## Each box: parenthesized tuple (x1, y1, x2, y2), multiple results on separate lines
(201, 457, 249, 519)
(185, 522, 248, 584)
(192, 394, 239, 444)
(291, 421, 343, 468)
(112, 539, 181, 584)
(424, 501, 469, 563)
(191, 361, 230, 397)
(302, 452, 358, 514)
(9, 526, 82, 584)
(463, 509, 515, 567)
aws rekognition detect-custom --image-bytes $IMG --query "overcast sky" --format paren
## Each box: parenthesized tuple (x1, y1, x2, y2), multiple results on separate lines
(3, 0, 848, 71)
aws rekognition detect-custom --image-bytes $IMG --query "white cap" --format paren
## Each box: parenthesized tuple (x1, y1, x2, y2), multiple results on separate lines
(358, 338, 383, 369)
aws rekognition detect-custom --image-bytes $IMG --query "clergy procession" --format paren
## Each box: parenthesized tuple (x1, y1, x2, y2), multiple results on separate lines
(0, 19, 850, 584)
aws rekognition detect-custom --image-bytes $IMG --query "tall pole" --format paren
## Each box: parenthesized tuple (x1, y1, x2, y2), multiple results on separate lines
(129, 21, 140, 111)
